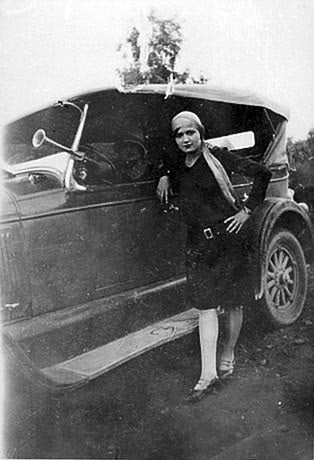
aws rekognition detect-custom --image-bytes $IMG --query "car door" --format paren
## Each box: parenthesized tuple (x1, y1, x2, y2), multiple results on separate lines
(0, 188, 31, 322)
(75, 140, 185, 298)
(87, 183, 184, 297)
(11, 171, 95, 316)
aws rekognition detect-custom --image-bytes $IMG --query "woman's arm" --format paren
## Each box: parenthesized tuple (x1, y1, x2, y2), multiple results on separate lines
(156, 148, 181, 203)
(213, 147, 272, 233)
(214, 147, 272, 212)
(157, 175, 172, 204)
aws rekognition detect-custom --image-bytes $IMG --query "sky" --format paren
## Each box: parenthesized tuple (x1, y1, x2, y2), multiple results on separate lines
(0, 0, 314, 139)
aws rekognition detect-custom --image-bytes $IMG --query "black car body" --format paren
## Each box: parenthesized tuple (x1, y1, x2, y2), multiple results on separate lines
(2, 84, 313, 390)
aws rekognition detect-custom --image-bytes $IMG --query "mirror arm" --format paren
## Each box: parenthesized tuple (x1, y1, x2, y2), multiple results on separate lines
(71, 104, 89, 153)
(55, 101, 83, 116)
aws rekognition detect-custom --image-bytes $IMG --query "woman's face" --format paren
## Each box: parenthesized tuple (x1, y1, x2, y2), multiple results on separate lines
(174, 121, 202, 154)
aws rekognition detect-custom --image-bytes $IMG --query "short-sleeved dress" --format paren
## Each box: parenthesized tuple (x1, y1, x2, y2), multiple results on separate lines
(162, 146, 272, 310)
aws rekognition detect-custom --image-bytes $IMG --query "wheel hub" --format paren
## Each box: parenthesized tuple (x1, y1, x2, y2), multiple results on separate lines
(275, 269, 288, 287)
(267, 246, 296, 309)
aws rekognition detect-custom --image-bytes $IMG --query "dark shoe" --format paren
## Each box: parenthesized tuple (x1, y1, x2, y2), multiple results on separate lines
(218, 359, 235, 379)
(186, 378, 221, 403)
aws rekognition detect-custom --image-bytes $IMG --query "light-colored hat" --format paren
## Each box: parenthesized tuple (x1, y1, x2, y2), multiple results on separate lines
(171, 111, 204, 135)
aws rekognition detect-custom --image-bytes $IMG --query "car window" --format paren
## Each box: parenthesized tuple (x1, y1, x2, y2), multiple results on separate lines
(3, 106, 79, 166)
(73, 140, 159, 187)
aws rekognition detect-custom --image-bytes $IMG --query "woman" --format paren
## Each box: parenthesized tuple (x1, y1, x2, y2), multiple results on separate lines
(157, 111, 271, 402)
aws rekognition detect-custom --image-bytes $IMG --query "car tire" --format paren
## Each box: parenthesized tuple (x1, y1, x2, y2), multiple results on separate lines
(260, 228, 308, 327)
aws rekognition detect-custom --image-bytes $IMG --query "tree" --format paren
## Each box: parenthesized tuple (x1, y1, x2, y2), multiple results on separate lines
(287, 129, 314, 194)
(307, 127, 314, 156)
(117, 11, 190, 87)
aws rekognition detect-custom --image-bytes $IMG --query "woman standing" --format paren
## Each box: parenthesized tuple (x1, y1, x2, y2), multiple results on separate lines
(157, 111, 271, 402)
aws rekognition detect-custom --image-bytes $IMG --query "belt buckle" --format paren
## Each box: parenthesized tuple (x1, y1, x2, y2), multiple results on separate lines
(204, 227, 214, 240)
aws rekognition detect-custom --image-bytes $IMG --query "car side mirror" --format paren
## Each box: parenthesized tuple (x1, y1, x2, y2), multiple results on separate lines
(32, 129, 72, 152)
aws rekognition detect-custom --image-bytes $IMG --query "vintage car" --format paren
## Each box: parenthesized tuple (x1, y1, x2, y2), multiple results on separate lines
(2, 84, 313, 391)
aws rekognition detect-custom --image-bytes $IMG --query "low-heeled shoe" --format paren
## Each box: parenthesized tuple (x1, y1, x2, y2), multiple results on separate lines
(186, 378, 221, 403)
(218, 359, 235, 379)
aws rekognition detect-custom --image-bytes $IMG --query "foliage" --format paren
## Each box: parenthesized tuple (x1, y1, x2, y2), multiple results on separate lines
(287, 129, 314, 195)
(117, 12, 191, 86)
(287, 131, 314, 172)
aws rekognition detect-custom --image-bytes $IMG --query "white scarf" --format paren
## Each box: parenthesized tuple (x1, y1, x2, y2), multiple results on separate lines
(202, 143, 240, 211)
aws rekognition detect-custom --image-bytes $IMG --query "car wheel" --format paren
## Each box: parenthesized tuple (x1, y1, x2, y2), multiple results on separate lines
(261, 228, 308, 327)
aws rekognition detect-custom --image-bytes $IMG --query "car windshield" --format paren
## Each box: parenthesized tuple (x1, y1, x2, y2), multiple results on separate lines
(2, 89, 287, 168)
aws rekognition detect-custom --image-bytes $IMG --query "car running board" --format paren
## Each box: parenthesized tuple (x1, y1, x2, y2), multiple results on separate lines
(42, 308, 199, 386)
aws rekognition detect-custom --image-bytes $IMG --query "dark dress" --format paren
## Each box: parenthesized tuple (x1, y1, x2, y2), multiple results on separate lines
(162, 146, 272, 310)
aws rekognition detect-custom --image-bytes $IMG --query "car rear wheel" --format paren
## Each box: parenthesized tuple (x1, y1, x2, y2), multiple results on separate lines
(261, 228, 308, 327)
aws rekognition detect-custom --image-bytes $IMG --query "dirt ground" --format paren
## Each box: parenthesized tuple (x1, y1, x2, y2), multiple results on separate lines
(3, 269, 314, 460)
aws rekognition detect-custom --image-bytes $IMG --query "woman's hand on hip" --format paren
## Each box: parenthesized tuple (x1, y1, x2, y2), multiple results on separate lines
(157, 175, 172, 204)
(224, 209, 250, 234)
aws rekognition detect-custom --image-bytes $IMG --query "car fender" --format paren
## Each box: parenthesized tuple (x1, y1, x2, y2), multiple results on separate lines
(246, 197, 314, 300)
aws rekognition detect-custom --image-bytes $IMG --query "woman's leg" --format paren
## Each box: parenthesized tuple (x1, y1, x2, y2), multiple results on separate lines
(220, 306, 243, 365)
(195, 308, 218, 389)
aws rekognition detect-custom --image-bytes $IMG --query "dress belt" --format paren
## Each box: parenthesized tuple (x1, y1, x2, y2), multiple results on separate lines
(203, 221, 227, 240)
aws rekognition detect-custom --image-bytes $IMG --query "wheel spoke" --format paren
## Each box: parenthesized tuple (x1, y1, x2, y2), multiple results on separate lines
(267, 270, 275, 279)
(281, 289, 287, 306)
(281, 254, 289, 269)
(278, 250, 284, 267)
(282, 251, 288, 265)
(273, 252, 280, 268)
(284, 267, 294, 284)
(270, 258, 277, 271)
(267, 279, 276, 289)
(275, 289, 280, 306)
(283, 284, 293, 298)
(270, 286, 277, 302)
